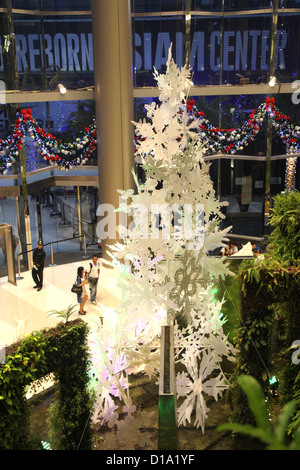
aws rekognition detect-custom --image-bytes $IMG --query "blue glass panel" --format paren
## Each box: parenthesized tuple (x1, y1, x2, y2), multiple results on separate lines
(12, 0, 91, 10)
(191, 0, 223, 11)
(12, 0, 40, 8)
(42, 15, 93, 89)
(191, 1, 273, 11)
(41, 0, 91, 10)
(11, 13, 93, 91)
(277, 13, 300, 83)
(133, 16, 185, 87)
(12, 14, 43, 90)
(132, 0, 185, 13)
(191, 13, 273, 85)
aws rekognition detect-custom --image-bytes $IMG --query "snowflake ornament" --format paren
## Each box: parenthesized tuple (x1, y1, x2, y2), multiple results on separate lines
(89, 46, 237, 435)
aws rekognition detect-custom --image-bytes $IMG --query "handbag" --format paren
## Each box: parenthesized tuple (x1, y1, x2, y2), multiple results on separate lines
(71, 278, 82, 295)
(88, 276, 98, 285)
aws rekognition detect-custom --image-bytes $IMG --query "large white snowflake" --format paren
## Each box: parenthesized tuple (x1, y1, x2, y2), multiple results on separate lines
(89, 47, 237, 435)
(174, 287, 237, 431)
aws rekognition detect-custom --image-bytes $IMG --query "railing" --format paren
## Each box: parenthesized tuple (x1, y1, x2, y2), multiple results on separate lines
(0, 166, 98, 188)
(158, 323, 178, 450)
(12, 231, 262, 282)
(48, 189, 98, 246)
(16, 234, 91, 280)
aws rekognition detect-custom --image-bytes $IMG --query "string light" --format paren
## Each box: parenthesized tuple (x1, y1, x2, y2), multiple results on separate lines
(0, 107, 97, 173)
(285, 157, 297, 192)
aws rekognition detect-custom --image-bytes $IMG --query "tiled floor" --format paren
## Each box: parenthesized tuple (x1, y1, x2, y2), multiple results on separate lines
(0, 260, 122, 348)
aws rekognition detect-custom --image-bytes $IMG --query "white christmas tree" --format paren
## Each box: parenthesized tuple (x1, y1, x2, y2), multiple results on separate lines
(91, 47, 237, 437)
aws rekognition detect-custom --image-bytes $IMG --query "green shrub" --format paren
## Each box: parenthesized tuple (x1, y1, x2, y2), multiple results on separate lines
(218, 375, 300, 450)
(0, 319, 94, 450)
(268, 190, 300, 263)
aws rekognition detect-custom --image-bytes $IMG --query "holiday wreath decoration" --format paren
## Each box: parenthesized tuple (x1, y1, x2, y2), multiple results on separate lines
(0, 97, 299, 190)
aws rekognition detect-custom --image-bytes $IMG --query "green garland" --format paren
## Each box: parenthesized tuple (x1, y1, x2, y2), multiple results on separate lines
(0, 319, 94, 450)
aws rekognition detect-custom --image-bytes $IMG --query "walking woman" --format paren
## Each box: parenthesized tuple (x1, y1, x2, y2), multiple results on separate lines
(76, 266, 88, 315)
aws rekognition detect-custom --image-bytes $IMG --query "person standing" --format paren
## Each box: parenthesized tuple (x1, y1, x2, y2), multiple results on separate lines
(32, 240, 46, 291)
(76, 266, 88, 315)
(87, 254, 101, 304)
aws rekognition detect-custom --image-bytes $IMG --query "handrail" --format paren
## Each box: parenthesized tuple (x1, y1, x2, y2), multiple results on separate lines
(226, 233, 265, 243)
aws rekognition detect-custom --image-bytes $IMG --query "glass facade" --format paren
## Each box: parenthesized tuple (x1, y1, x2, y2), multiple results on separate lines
(0, 0, 300, 272)
(2, 11, 93, 91)
(132, 1, 300, 86)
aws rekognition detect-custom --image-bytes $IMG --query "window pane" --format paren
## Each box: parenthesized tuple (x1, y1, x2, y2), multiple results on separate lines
(12, 0, 40, 8)
(43, 15, 93, 89)
(40, 0, 91, 10)
(191, 13, 273, 85)
(11, 0, 91, 10)
(13, 14, 43, 90)
(133, 15, 185, 87)
(10, 13, 93, 91)
(132, 0, 185, 13)
(277, 13, 300, 83)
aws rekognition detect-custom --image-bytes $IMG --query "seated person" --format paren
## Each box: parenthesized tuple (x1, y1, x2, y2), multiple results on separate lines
(252, 242, 260, 255)
(228, 242, 238, 255)
(220, 243, 230, 256)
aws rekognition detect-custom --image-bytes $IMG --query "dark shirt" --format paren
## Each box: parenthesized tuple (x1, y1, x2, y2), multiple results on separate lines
(33, 247, 46, 269)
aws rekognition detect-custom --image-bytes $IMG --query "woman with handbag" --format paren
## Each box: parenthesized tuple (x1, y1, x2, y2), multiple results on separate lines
(76, 266, 88, 315)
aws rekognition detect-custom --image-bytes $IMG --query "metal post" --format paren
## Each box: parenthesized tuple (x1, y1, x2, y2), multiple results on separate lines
(82, 234, 88, 258)
(185, 0, 191, 68)
(16, 253, 23, 280)
(264, 116, 272, 232)
(4, 0, 19, 91)
(15, 196, 24, 267)
(158, 324, 178, 450)
(217, 0, 225, 200)
(264, 0, 278, 234)
(77, 186, 83, 251)
(36, 191, 43, 241)
(20, 143, 33, 269)
(49, 242, 56, 267)
(0, 223, 17, 285)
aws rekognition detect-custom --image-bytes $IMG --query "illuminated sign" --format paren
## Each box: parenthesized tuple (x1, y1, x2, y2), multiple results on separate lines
(1, 29, 287, 75)
(0, 12, 297, 89)
(134, 30, 287, 73)
(9, 33, 93, 73)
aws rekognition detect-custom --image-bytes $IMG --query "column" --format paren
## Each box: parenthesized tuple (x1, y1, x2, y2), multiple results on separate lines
(92, 0, 135, 259)
(264, 0, 278, 234)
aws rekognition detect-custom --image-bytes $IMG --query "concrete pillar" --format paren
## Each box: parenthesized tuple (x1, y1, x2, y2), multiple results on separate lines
(92, 0, 135, 259)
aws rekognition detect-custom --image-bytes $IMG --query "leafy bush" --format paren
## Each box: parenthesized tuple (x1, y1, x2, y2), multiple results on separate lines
(0, 319, 94, 450)
(218, 375, 300, 450)
(268, 190, 300, 263)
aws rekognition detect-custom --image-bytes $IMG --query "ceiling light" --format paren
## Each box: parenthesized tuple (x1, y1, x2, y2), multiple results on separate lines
(58, 83, 67, 95)
(268, 77, 276, 87)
